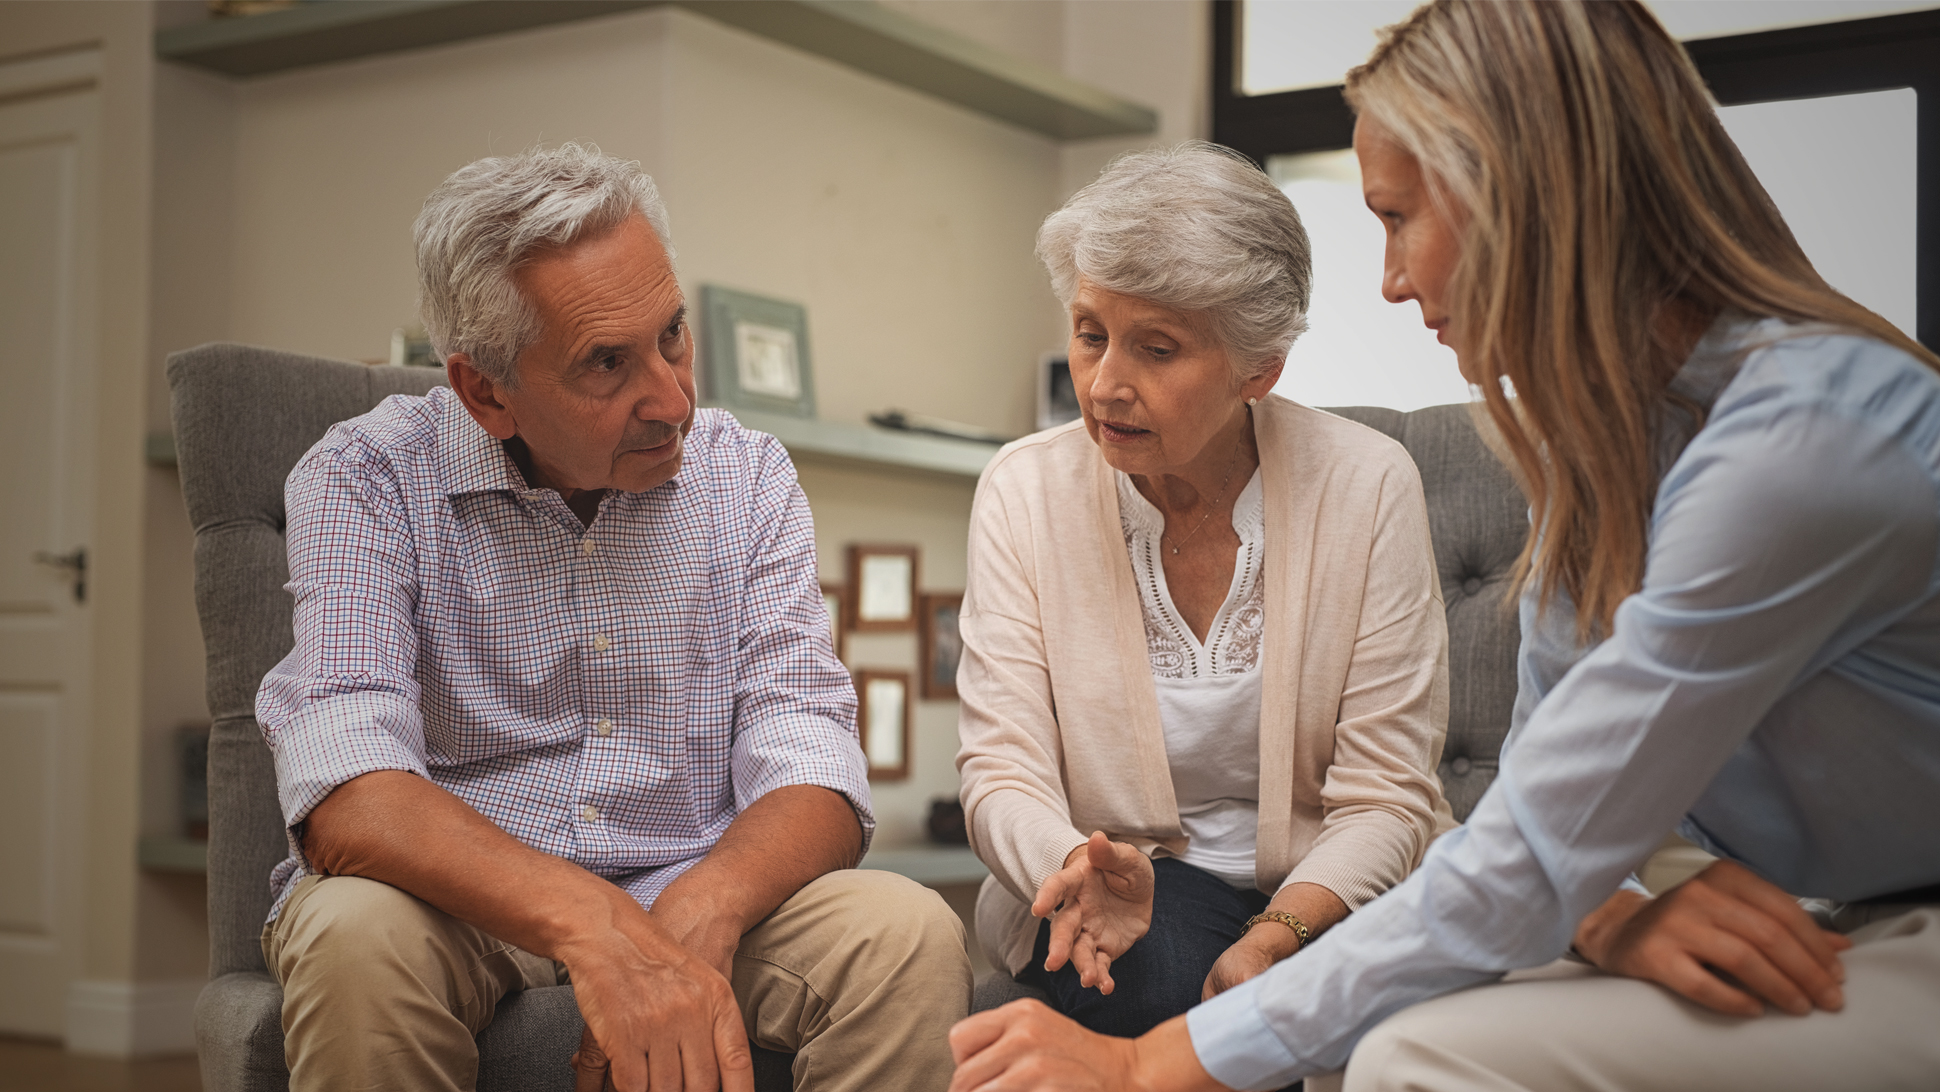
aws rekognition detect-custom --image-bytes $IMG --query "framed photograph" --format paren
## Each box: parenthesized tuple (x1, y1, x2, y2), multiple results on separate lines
(855, 669, 912, 780)
(821, 582, 846, 658)
(919, 593, 964, 700)
(1037, 351, 1080, 431)
(845, 544, 918, 632)
(701, 284, 817, 418)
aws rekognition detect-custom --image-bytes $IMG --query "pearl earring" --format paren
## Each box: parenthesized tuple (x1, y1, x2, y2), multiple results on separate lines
(1246, 397, 1259, 406)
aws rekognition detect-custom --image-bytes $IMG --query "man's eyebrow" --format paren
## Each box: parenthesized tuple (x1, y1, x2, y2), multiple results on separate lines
(665, 304, 688, 330)
(573, 340, 632, 368)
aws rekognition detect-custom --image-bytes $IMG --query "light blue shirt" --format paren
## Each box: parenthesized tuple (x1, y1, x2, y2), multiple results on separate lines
(1190, 316, 1940, 1089)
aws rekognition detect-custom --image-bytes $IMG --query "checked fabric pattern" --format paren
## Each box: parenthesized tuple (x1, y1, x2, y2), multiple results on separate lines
(255, 388, 870, 921)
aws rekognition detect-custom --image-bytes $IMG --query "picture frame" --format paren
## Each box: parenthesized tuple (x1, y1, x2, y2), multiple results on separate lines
(855, 669, 912, 781)
(845, 544, 919, 632)
(821, 582, 846, 659)
(700, 284, 817, 418)
(918, 593, 964, 701)
(1037, 351, 1080, 432)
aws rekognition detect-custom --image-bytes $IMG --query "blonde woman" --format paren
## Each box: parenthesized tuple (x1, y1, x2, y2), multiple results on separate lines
(955, 142, 1453, 1040)
(947, 3, 1940, 1090)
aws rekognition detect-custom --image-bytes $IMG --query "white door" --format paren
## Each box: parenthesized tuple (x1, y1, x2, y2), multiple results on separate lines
(0, 49, 101, 1040)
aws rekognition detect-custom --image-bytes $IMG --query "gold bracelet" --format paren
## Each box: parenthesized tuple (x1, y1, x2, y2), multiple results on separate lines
(1243, 910, 1311, 951)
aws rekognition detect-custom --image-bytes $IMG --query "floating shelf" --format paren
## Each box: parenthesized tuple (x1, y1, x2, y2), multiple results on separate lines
(721, 407, 997, 480)
(138, 835, 209, 874)
(861, 844, 989, 887)
(154, 0, 1157, 141)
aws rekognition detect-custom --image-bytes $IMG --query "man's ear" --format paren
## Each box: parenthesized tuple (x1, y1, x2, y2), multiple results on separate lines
(446, 354, 518, 440)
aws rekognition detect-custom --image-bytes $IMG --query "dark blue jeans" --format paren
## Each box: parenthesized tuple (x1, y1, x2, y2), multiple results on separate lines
(1018, 857, 1271, 1038)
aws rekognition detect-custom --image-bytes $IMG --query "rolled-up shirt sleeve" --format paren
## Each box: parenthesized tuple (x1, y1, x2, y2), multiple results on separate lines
(1192, 397, 1940, 1086)
(726, 435, 873, 849)
(256, 440, 430, 853)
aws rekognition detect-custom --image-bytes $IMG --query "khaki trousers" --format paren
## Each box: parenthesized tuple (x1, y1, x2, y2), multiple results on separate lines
(1339, 905, 1940, 1092)
(263, 869, 972, 1092)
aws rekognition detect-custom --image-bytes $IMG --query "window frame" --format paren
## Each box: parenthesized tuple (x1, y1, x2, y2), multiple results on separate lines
(1210, 1, 1940, 350)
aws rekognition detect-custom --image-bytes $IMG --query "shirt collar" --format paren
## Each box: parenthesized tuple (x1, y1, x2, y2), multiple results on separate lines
(436, 388, 531, 497)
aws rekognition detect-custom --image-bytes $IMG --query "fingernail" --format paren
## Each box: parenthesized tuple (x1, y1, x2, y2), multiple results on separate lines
(1820, 986, 1843, 1010)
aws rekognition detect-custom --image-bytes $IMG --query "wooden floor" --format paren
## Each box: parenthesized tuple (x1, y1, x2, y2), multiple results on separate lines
(0, 1038, 200, 1092)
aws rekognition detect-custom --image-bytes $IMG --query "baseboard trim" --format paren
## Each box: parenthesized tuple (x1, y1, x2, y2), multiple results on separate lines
(66, 978, 204, 1057)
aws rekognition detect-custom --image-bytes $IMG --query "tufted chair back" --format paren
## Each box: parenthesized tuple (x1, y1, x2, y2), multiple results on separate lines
(1325, 404, 1527, 819)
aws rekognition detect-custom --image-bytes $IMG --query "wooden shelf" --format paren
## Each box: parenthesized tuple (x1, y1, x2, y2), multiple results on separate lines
(721, 407, 997, 480)
(138, 835, 209, 874)
(861, 844, 988, 886)
(154, 0, 1157, 140)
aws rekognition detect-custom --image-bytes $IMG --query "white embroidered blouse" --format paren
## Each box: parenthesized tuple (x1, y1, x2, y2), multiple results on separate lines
(1117, 469, 1269, 888)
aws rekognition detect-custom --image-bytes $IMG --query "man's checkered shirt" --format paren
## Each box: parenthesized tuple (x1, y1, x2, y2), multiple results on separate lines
(255, 387, 871, 921)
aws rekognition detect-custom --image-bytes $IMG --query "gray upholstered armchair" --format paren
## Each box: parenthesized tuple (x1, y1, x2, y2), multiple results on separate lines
(170, 343, 795, 1092)
(970, 401, 1528, 1012)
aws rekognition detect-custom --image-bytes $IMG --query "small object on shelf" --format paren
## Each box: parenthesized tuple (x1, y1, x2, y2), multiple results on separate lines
(1037, 352, 1080, 431)
(846, 544, 919, 631)
(856, 669, 912, 781)
(701, 285, 817, 419)
(919, 593, 964, 700)
(926, 798, 969, 845)
(867, 409, 1015, 446)
(390, 326, 435, 368)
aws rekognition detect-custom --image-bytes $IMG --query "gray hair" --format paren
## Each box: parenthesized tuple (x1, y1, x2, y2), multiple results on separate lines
(1036, 141, 1310, 377)
(414, 143, 673, 387)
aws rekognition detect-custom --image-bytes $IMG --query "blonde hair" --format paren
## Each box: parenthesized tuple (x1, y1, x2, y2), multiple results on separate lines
(1345, 0, 1939, 636)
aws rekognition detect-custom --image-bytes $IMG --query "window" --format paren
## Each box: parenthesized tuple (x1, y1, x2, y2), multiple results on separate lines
(1218, 2, 1940, 409)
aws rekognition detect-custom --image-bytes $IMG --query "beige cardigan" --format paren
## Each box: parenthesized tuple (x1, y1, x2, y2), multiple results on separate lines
(955, 395, 1456, 974)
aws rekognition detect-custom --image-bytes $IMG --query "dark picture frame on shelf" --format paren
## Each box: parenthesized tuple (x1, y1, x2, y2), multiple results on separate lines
(919, 593, 964, 701)
(1037, 352, 1080, 432)
(855, 669, 912, 780)
(700, 284, 817, 418)
(845, 544, 919, 632)
(821, 583, 846, 659)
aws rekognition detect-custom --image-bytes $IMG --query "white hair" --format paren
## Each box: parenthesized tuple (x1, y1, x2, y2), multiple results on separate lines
(414, 143, 673, 387)
(1036, 141, 1311, 377)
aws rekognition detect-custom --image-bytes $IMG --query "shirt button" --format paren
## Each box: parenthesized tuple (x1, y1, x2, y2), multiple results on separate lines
(580, 804, 599, 822)
(595, 718, 613, 736)
(581, 539, 597, 556)
(592, 634, 609, 652)
(1450, 756, 1473, 776)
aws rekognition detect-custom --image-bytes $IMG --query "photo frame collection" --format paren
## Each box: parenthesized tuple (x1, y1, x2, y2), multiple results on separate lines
(825, 544, 964, 781)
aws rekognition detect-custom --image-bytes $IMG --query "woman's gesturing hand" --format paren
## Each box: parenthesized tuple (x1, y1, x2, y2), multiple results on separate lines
(1572, 859, 1852, 1017)
(1030, 832, 1156, 995)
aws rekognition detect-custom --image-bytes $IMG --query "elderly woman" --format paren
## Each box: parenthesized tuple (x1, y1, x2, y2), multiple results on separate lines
(955, 141, 1454, 1038)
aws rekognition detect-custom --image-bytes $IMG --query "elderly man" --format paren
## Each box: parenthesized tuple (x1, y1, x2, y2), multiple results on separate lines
(254, 144, 971, 1092)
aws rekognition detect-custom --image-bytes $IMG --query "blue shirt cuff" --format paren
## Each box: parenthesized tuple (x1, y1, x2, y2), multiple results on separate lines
(1186, 976, 1303, 1092)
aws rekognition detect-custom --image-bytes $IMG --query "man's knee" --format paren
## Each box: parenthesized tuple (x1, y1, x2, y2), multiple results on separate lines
(273, 875, 490, 1009)
(1342, 1001, 1488, 1092)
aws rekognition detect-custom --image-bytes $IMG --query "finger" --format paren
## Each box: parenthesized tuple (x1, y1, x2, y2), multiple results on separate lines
(1031, 870, 1076, 919)
(573, 1027, 611, 1092)
(713, 997, 756, 1092)
(1702, 930, 1821, 1015)
(1702, 896, 1844, 1010)
(1707, 863, 1848, 978)
(948, 1003, 1051, 1092)
(602, 1032, 648, 1092)
(1093, 949, 1115, 996)
(948, 1009, 1010, 1066)
(1044, 904, 1081, 973)
(647, 1031, 684, 1092)
(1656, 951, 1764, 1017)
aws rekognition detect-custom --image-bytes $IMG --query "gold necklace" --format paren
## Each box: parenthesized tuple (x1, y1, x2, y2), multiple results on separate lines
(1161, 436, 1245, 556)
